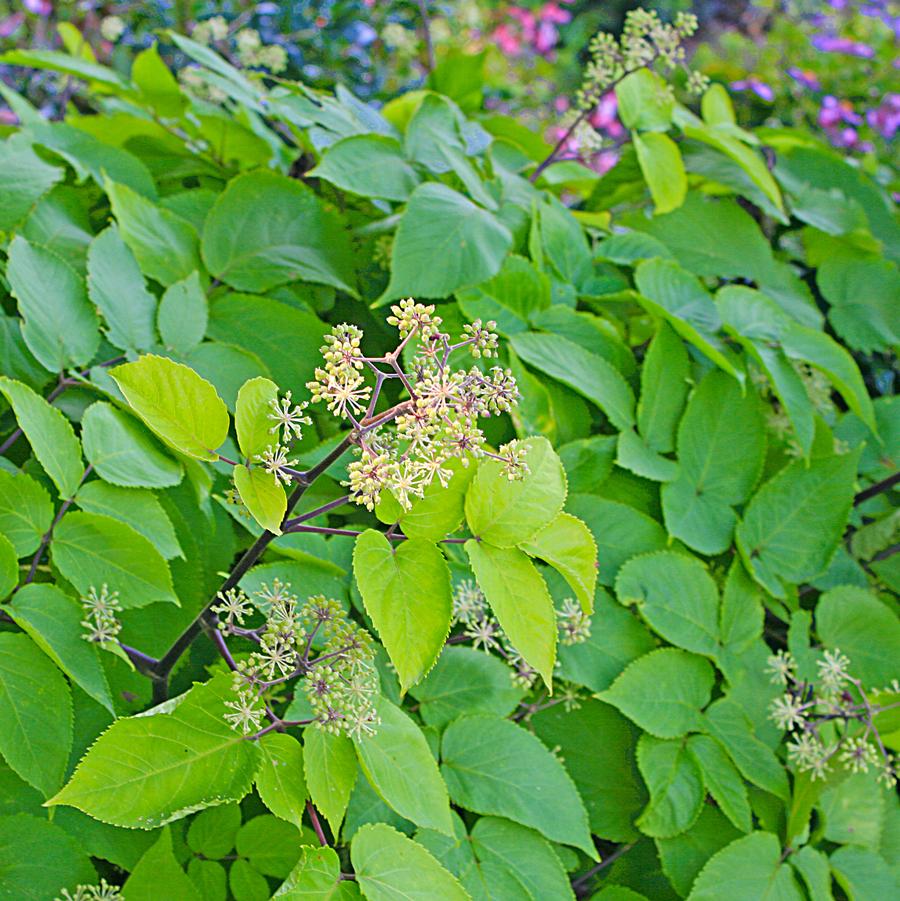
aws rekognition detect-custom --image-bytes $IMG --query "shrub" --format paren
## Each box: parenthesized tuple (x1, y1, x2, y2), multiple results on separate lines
(0, 25, 897, 901)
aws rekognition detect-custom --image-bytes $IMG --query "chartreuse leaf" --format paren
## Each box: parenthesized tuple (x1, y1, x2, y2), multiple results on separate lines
(110, 355, 230, 462)
(235, 377, 279, 460)
(464, 436, 566, 547)
(0, 534, 16, 598)
(615, 552, 721, 657)
(275, 845, 348, 899)
(634, 132, 687, 215)
(124, 827, 202, 901)
(510, 332, 636, 430)
(381, 182, 512, 303)
(635, 734, 704, 838)
(52, 512, 177, 609)
(0, 633, 73, 797)
(736, 447, 861, 598)
(662, 370, 766, 555)
(353, 530, 452, 692)
(48, 674, 261, 828)
(86, 225, 157, 353)
(310, 134, 421, 201)
(600, 648, 714, 739)
(353, 697, 453, 835)
(0, 377, 84, 499)
(465, 541, 556, 688)
(131, 42, 186, 117)
(441, 714, 595, 857)
(687, 734, 752, 833)
(7, 583, 114, 713)
(352, 823, 469, 901)
(519, 512, 597, 613)
(202, 170, 357, 296)
(687, 832, 804, 900)
(0, 813, 95, 901)
(158, 271, 208, 355)
(234, 465, 287, 535)
(6, 236, 100, 372)
(830, 846, 898, 900)
(303, 729, 357, 837)
(255, 733, 308, 830)
(0, 470, 52, 556)
(106, 178, 200, 287)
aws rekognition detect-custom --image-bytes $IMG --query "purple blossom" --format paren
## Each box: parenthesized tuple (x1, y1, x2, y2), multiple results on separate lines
(866, 93, 900, 140)
(811, 35, 876, 57)
(819, 95, 862, 128)
(731, 77, 775, 102)
(788, 67, 821, 91)
(22, 0, 52, 14)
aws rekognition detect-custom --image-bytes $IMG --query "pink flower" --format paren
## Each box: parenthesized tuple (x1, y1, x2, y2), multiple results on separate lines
(540, 2, 572, 25)
(23, 0, 52, 15)
(534, 20, 558, 54)
(590, 91, 624, 138)
(0, 12, 24, 36)
(492, 22, 522, 56)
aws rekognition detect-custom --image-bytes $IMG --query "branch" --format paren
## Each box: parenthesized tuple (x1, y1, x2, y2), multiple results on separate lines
(417, 0, 436, 73)
(854, 471, 900, 506)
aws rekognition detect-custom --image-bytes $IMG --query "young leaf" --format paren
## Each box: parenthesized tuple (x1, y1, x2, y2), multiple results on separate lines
(440, 714, 596, 857)
(48, 674, 261, 828)
(276, 845, 345, 899)
(687, 734, 752, 833)
(235, 376, 279, 460)
(187, 803, 241, 860)
(637, 322, 690, 453)
(464, 541, 557, 688)
(634, 132, 687, 215)
(635, 734, 705, 838)
(233, 465, 287, 535)
(158, 271, 208, 355)
(0, 376, 84, 499)
(124, 827, 202, 901)
(236, 814, 303, 878)
(351, 823, 470, 901)
(52, 512, 178, 608)
(110, 355, 230, 462)
(0, 633, 73, 797)
(353, 530, 452, 692)
(0, 470, 53, 557)
(302, 728, 357, 838)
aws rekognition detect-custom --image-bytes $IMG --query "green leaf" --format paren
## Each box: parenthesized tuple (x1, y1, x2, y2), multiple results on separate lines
(600, 648, 714, 738)
(510, 332, 636, 430)
(86, 225, 157, 353)
(235, 377, 280, 460)
(0, 470, 52, 556)
(0, 633, 73, 797)
(635, 734, 705, 838)
(236, 814, 303, 878)
(7, 583, 114, 713)
(303, 729, 357, 837)
(687, 734, 752, 833)
(816, 586, 900, 687)
(255, 733, 309, 830)
(464, 436, 567, 547)
(234, 465, 287, 535)
(202, 170, 357, 296)
(464, 541, 556, 687)
(75, 480, 181, 560)
(381, 183, 512, 303)
(701, 84, 736, 126)
(830, 846, 899, 900)
(0, 377, 83, 498)
(0, 134, 63, 231)
(616, 429, 679, 483)
(637, 323, 688, 443)
(231, 857, 270, 901)
(634, 132, 687, 215)
(519, 512, 597, 613)
(110, 355, 230, 462)
(686, 832, 804, 900)
(310, 135, 420, 201)
(615, 551, 720, 657)
(132, 43, 186, 117)
(0, 534, 16, 599)
(158, 271, 208, 355)
(80, 401, 184, 489)
(662, 370, 766, 555)
(48, 674, 261, 828)
(352, 823, 470, 901)
(719, 561, 765, 655)
(617, 69, 674, 131)
(353, 697, 453, 835)
(106, 178, 200, 287)
(275, 845, 347, 899)
(124, 827, 202, 901)
(52, 511, 177, 609)
(187, 803, 241, 858)
(353, 530, 451, 692)
(0, 813, 95, 901)
(532, 699, 645, 842)
(736, 448, 861, 598)
(789, 847, 833, 901)
(440, 714, 595, 857)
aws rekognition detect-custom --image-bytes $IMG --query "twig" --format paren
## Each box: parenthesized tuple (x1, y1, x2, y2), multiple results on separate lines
(854, 471, 900, 506)
(306, 801, 329, 846)
(571, 843, 635, 894)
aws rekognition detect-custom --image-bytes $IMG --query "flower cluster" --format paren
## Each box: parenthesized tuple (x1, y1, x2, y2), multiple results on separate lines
(305, 302, 524, 512)
(57, 880, 123, 901)
(214, 581, 380, 740)
(766, 648, 897, 787)
(80, 584, 122, 645)
(450, 579, 590, 690)
(250, 390, 311, 487)
(193, 16, 288, 72)
(492, 3, 572, 59)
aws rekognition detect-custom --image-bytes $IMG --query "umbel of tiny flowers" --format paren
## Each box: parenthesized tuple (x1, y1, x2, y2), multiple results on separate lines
(213, 581, 381, 740)
(80, 584, 122, 645)
(57, 880, 123, 901)
(766, 648, 898, 787)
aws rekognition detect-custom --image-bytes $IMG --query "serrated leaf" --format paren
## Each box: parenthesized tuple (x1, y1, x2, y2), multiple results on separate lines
(52, 511, 177, 608)
(0, 376, 84, 498)
(616, 429, 679, 482)
(48, 675, 261, 828)
(353, 530, 451, 692)
(465, 436, 566, 548)
(255, 733, 309, 830)
(110, 355, 230, 462)
(158, 271, 208, 355)
(687, 734, 752, 833)
(310, 134, 420, 201)
(0, 533, 16, 599)
(234, 465, 286, 535)
(303, 729, 357, 838)
(124, 827, 202, 901)
(0, 633, 73, 797)
(464, 541, 556, 688)
(236, 814, 303, 878)
(235, 377, 280, 460)
(187, 803, 241, 859)
(635, 734, 704, 838)
(634, 132, 687, 215)
(274, 844, 346, 899)
(0, 470, 53, 556)
(600, 648, 714, 738)
(830, 846, 898, 900)
(719, 559, 765, 655)
(440, 714, 596, 857)
(0, 134, 63, 231)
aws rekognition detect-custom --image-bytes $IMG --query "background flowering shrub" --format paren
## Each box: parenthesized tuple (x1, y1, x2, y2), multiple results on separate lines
(0, 5, 897, 901)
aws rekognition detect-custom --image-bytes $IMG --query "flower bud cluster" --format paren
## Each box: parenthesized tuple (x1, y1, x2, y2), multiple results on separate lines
(80, 584, 122, 645)
(57, 880, 123, 901)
